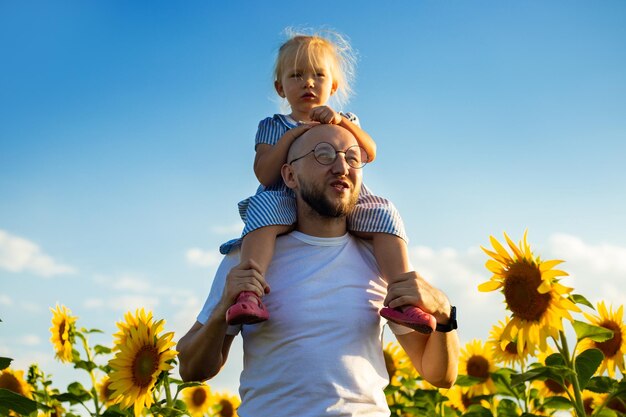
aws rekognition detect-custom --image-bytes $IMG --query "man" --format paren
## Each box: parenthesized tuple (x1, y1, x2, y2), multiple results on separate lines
(177, 124, 459, 417)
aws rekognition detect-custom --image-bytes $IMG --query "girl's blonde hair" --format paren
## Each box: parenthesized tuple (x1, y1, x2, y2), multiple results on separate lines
(274, 28, 357, 109)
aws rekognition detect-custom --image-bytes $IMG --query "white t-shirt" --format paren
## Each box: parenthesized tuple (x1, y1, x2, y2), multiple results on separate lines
(198, 231, 410, 417)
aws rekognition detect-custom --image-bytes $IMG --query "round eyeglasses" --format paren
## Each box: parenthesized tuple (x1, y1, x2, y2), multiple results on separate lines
(288, 142, 369, 169)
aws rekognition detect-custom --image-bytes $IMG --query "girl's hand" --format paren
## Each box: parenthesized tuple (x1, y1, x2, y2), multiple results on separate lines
(310, 106, 342, 125)
(288, 122, 319, 141)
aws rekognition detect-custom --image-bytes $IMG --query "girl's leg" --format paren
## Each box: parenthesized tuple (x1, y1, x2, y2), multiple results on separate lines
(226, 225, 292, 325)
(369, 232, 436, 334)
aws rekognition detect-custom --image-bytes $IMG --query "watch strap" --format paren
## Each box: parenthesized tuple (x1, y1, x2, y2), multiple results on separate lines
(435, 306, 457, 333)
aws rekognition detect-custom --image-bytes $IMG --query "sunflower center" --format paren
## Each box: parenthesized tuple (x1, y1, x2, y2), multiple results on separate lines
(192, 388, 208, 406)
(131, 345, 160, 387)
(594, 320, 622, 358)
(383, 350, 397, 380)
(59, 320, 67, 341)
(219, 399, 234, 417)
(0, 373, 24, 395)
(505, 341, 519, 355)
(584, 397, 595, 415)
(545, 378, 570, 394)
(466, 355, 489, 380)
(503, 261, 550, 321)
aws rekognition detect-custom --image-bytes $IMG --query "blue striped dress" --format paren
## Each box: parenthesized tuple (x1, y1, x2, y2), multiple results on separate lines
(219, 113, 407, 254)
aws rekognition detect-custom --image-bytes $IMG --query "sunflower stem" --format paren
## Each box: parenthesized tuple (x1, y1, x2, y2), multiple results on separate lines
(163, 372, 173, 408)
(558, 330, 586, 417)
(78, 331, 102, 416)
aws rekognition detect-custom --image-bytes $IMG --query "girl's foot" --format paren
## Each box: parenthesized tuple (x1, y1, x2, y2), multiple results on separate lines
(226, 291, 269, 325)
(379, 306, 436, 334)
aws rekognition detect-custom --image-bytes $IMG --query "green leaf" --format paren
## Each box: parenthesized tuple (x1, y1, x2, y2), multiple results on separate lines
(545, 352, 565, 367)
(463, 404, 494, 417)
(0, 357, 12, 370)
(570, 294, 595, 309)
(586, 376, 617, 393)
(542, 396, 573, 410)
(0, 388, 39, 415)
(496, 398, 521, 417)
(174, 380, 204, 396)
(594, 409, 618, 417)
(454, 374, 485, 387)
(94, 344, 112, 355)
(73, 359, 97, 372)
(575, 348, 604, 390)
(573, 320, 614, 343)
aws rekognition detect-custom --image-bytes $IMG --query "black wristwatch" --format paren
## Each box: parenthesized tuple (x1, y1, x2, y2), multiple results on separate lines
(435, 306, 457, 333)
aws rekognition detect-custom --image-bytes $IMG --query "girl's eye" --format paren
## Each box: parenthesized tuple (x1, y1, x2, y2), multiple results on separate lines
(290, 72, 302, 78)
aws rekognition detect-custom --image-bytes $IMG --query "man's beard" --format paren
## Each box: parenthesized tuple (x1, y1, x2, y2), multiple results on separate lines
(299, 178, 358, 218)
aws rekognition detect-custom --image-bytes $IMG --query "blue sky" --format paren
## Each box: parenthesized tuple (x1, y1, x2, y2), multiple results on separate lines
(2, 0, 626, 401)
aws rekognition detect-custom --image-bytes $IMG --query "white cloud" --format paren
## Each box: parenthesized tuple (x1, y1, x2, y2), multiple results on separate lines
(93, 273, 151, 292)
(83, 298, 105, 309)
(186, 248, 222, 268)
(211, 223, 243, 235)
(547, 233, 626, 307)
(108, 295, 160, 312)
(0, 229, 76, 277)
(0, 294, 13, 306)
(18, 334, 41, 346)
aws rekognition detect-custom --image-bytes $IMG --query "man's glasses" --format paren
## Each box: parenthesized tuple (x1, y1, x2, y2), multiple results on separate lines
(288, 142, 369, 169)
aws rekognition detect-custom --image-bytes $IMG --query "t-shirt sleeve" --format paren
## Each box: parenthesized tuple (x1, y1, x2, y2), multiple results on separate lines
(341, 111, 360, 127)
(197, 252, 242, 336)
(255, 116, 283, 148)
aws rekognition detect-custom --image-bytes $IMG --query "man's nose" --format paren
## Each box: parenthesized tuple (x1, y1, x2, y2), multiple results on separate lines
(330, 153, 350, 175)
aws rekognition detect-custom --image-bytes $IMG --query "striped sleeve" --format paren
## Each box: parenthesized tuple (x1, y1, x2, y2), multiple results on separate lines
(341, 111, 360, 127)
(255, 116, 287, 148)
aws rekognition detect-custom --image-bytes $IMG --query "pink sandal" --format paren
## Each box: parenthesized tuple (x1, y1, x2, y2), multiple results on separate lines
(226, 291, 269, 325)
(379, 306, 436, 334)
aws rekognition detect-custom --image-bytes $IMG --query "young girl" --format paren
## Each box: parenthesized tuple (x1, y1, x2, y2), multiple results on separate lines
(220, 31, 436, 333)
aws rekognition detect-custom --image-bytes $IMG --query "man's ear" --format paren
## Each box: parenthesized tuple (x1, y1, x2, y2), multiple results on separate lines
(275, 80, 285, 98)
(281, 163, 298, 190)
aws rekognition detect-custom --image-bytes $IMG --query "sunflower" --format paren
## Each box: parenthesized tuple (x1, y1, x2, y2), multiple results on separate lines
(478, 231, 581, 354)
(582, 390, 604, 416)
(97, 375, 116, 408)
(383, 342, 417, 387)
(210, 391, 240, 417)
(579, 301, 626, 378)
(112, 308, 154, 350)
(107, 308, 178, 417)
(488, 316, 535, 368)
(49, 304, 78, 363)
(459, 339, 497, 396)
(182, 384, 212, 417)
(0, 368, 33, 399)
(443, 384, 488, 413)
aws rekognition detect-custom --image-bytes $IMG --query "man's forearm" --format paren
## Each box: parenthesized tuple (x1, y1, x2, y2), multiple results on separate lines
(177, 307, 234, 382)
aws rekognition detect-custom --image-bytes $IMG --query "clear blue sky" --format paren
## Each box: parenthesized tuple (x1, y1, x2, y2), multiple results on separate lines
(2, 0, 625, 399)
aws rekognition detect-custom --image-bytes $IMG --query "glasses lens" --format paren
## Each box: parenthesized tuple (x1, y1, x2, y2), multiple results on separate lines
(314, 143, 337, 165)
(345, 146, 368, 168)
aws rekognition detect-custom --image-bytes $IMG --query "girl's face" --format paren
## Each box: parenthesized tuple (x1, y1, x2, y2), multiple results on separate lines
(275, 54, 338, 120)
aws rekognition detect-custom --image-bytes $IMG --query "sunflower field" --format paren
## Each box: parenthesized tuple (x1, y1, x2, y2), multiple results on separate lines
(1, 232, 625, 417)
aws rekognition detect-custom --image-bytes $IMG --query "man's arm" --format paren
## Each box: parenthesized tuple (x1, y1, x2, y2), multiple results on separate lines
(177, 259, 269, 382)
(385, 271, 460, 388)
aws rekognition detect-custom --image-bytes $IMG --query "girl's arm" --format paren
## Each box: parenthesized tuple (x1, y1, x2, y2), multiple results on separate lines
(254, 124, 316, 186)
(309, 106, 377, 162)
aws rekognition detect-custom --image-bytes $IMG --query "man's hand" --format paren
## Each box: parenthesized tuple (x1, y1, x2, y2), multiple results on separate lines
(310, 105, 342, 125)
(218, 259, 270, 313)
(384, 271, 452, 324)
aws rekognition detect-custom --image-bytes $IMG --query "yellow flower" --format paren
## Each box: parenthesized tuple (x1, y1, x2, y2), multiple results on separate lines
(383, 342, 417, 386)
(582, 390, 604, 416)
(182, 384, 212, 417)
(49, 304, 77, 363)
(97, 375, 116, 407)
(210, 391, 240, 417)
(107, 308, 178, 417)
(443, 384, 487, 413)
(488, 316, 535, 368)
(112, 308, 154, 351)
(579, 301, 626, 378)
(478, 231, 580, 354)
(0, 368, 33, 399)
(459, 339, 497, 396)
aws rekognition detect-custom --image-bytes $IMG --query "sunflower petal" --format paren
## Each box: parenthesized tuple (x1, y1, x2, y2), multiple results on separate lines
(478, 280, 502, 292)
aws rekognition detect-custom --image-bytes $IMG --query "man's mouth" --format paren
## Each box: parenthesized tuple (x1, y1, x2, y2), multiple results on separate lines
(330, 180, 350, 191)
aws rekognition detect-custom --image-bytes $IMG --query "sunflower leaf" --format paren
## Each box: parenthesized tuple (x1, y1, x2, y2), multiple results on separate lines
(542, 396, 573, 410)
(594, 409, 619, 417)
(0, 389, 39, 415)
(575, 348, 604, 390)
(73, 359, 97, 372)
(496, 398, 520, 417)
(93, 344, 112, 355)
(463, 404, 494, 417)
(570, 294, 595, 309)
(586, 376, 617, 393)
(0, 357, 12, 370)
(573, 320, 614, 343)
(174, 380, 204, 396)
(454, 374, 486, 387)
